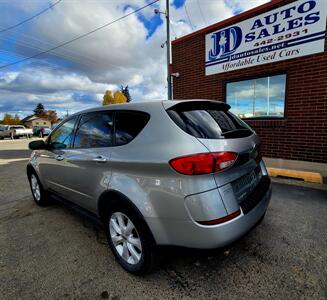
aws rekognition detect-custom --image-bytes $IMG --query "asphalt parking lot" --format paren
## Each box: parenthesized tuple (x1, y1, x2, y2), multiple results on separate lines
(0, 139, 326, 299)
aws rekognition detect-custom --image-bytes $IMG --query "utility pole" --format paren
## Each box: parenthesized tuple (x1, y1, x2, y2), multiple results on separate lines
(166, 0, 172, 100)
(155, 1, 172, 100)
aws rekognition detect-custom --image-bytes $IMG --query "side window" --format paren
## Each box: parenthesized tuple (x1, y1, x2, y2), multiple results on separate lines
(115, 111, 150, 146)
(73, 112, 114, 148)
(49, 117, 77, 149)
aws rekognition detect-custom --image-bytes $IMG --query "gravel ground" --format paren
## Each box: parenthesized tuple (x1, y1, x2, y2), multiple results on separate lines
(0, 139, 326, 299)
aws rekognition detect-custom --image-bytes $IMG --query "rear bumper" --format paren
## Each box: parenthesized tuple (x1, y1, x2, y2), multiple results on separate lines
(146, 185, 272, 249)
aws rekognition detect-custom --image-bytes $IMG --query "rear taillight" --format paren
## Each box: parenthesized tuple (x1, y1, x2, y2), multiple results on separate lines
(255, 146, 262, 163)
(197, 209, 241, 225)
(169, 152, 238, 175)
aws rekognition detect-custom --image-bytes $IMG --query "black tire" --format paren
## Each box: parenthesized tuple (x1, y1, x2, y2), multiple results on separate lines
(28, 171, 50, 206)
(104, 204, 159, 275)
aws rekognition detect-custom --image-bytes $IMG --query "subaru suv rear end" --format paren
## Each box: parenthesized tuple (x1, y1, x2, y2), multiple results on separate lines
(27, 99, 271, 274)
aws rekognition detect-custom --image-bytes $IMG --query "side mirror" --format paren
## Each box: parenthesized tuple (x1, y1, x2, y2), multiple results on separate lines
(29, 140, 46, 150)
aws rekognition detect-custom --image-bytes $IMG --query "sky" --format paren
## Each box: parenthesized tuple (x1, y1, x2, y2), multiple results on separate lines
(0, 0, 270, 119)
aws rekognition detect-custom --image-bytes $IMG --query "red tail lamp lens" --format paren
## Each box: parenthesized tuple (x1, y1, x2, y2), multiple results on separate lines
(169, 152, 238, 175)
(255, 147, 262, 163)
(197, 210, 241, 225)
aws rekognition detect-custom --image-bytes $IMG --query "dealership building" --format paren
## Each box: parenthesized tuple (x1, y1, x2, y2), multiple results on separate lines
(171, 0, 327, 163)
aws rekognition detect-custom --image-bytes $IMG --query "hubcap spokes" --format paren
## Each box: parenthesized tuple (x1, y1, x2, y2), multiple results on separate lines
(31, 175, 41, 201)
(109, 212, 142, 265)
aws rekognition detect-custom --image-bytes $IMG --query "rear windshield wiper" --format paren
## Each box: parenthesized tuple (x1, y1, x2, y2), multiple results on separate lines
(221, 128, 252, 137)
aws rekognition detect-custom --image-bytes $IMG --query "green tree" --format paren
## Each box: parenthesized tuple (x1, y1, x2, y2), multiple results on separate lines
(121, 85, 132, 102)
(33, 103, 45, 116)
(13, 114, 21, 125)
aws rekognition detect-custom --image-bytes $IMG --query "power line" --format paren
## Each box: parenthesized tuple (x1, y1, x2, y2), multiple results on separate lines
(196, 0, 207, 26)
(0, 24, 121, 69)
(0, 34, 124, 71)
(184, 3, 194, 31)
(0, 1, 117, 68)
(0, 0, 63, 34)
(169, 19, 178, 39)
(0, 0, 159, 70)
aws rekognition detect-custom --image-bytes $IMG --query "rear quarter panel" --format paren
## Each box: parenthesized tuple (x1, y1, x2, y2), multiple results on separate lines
(106, 104, 219, 220)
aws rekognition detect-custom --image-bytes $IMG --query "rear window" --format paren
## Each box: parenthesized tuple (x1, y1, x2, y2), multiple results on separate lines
(167, 102, 253, 139)
(114, 111, 150, 146)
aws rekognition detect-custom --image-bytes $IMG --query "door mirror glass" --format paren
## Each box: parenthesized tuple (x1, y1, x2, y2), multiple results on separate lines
(29, 140, 46, 150)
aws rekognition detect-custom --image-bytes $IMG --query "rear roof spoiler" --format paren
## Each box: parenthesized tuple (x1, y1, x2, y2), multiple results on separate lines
(163, 100, 231, 111)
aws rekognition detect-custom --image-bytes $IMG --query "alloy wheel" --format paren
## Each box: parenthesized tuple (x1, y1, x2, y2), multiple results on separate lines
(31, 174, 41, 202)
(109, 212, 142, 265)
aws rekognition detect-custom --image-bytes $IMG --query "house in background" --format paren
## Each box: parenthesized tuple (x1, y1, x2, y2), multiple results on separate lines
(22, 115, 51, 128)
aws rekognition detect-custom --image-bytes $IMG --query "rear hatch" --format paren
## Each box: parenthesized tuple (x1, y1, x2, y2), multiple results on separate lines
(165, 100, 268, 214)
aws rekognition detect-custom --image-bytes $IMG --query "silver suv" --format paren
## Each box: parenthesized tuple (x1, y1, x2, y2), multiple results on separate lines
(27, 100, 271, 274)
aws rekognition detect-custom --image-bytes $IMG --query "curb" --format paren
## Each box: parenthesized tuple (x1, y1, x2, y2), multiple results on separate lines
(267, 167, 323, 184)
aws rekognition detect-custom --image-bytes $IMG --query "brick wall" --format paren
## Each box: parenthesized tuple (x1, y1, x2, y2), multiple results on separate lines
(171, 0, 327, 163)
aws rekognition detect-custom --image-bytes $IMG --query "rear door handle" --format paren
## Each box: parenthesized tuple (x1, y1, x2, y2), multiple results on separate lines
(93, 156, 108, 163)
(55, 154, 64, 161)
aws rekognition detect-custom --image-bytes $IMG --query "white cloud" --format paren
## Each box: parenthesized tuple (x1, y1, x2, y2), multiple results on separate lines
(225, 0, 271, 12)
(0, 66, 117, 94)
(171, 0, 233, 35)
(0, 0, 270, 118)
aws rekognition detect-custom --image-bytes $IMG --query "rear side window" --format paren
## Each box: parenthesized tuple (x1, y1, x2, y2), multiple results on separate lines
(73, 112, 114, 148)
(167, 102, 253, 139)
(115, 111, 150, 146)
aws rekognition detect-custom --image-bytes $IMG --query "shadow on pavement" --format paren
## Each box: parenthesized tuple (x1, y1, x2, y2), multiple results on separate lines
(0, 149, 31, 159)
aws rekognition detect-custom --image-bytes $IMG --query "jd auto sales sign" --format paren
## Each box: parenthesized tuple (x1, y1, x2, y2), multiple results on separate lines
(205, 0, 327, 76)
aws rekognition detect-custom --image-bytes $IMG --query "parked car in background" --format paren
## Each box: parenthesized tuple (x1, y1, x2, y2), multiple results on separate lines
(33, 126, 51, 137)
(27, 100, 271, 274)
(0, 125, 33, 139)
(0, 125, 6, 136)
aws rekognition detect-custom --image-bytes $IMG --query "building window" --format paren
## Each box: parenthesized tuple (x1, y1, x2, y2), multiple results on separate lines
(226, 74, 286, 119)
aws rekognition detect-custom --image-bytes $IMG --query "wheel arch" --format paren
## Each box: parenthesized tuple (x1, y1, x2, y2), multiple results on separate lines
(26, 163, 46, 188)
(26, 163, 34, 176)
(26, 163, 39, 179)
(97, 189, 156, 243)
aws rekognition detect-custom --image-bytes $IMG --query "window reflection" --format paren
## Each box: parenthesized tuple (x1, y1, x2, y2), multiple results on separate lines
(50, 117, 77, 149)
(74, 112, 113, 148)
(226, 74, 286, 119)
